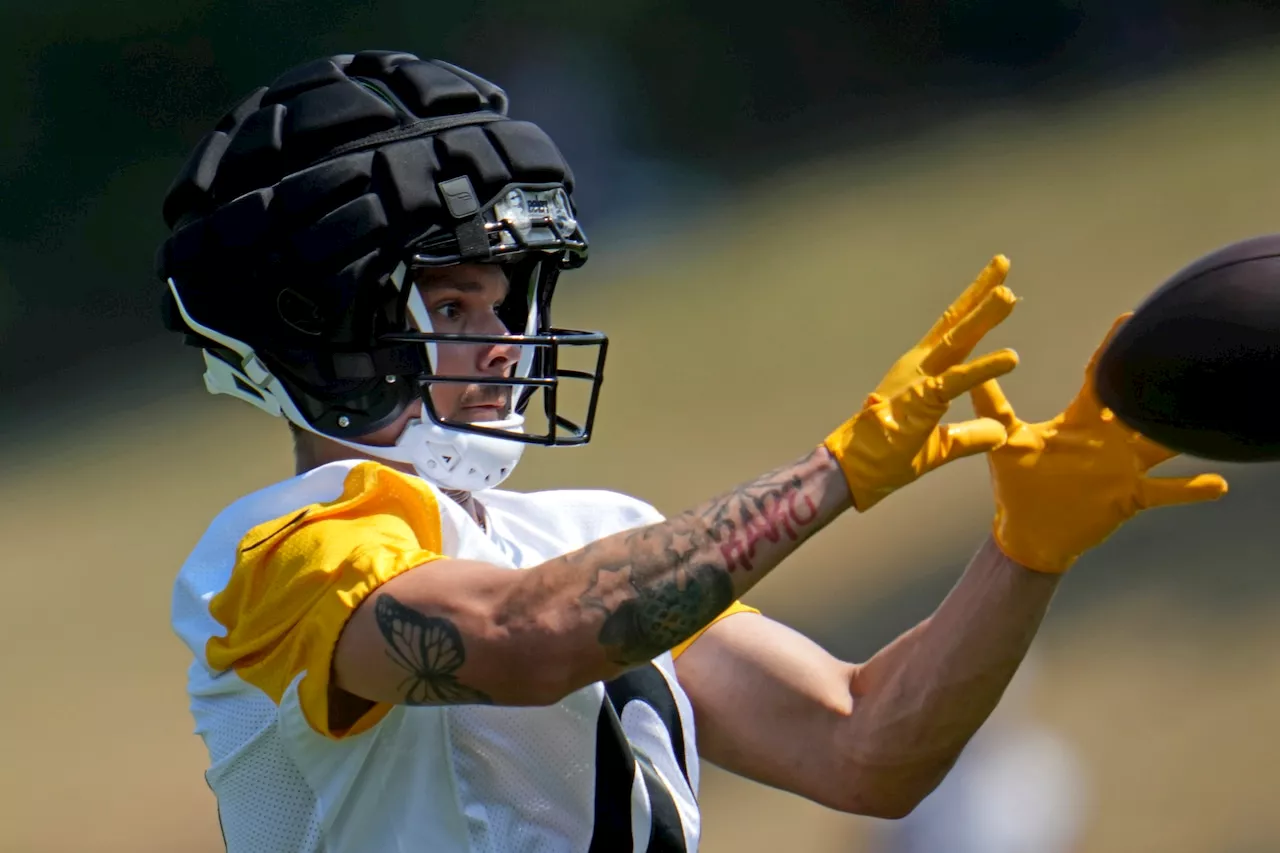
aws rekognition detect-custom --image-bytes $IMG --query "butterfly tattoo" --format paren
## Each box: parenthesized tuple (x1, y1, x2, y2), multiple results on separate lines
(374, 595, 494, 705)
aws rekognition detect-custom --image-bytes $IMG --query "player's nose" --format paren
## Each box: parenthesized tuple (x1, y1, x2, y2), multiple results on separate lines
(475, 312, 520, 375)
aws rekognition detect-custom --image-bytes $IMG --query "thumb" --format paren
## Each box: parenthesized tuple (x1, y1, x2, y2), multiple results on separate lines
(1137, 473, 1229, 509)
(922, 417, 1010, 472)
(969, 377, 1019, 430)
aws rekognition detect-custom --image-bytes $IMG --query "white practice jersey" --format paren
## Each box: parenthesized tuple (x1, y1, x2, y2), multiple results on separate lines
(171, 460, 752, 853)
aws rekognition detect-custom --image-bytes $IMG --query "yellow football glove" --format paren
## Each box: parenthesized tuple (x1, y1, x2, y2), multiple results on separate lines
(825, 255, 1020, 511)
(972, 314, 1230, 574)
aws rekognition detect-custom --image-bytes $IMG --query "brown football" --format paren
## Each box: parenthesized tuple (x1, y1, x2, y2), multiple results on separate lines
(1094, 234, 1280, 462)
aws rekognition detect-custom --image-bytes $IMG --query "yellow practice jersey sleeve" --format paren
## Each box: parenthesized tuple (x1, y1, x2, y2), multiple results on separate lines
(670, 600, 759, 659)
(205, 461, 448, 739)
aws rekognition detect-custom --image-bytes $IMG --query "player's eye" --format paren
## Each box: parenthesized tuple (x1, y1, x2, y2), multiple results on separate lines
(433, 301, 462, 322)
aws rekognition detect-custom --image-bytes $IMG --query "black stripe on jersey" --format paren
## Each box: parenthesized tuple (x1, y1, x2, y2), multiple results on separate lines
(588, 698, 636, 852)
(604, 666, 690, 784)
(588, 664, 690, 853)
(636, 752, 686, 852)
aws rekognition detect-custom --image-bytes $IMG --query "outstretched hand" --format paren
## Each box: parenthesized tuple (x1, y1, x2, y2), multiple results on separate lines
(972, 314, 1229, 573)
(825, 255, 1020, 511)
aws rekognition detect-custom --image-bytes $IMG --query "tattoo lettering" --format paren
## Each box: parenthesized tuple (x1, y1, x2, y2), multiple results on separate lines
(374, 594, 494, 705)
(577, 448, 831, 666)
(700, 475, 820, 572)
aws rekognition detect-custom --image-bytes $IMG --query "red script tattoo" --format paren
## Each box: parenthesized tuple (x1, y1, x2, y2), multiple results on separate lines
(713, 487, 819, 572)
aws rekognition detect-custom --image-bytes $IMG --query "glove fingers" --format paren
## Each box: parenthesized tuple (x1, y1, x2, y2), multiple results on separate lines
(922, 255, 1011, 345)
(920, 285, 1018, 375)
(1067, 313, 1134, 421)
(931, 349, 1019, 405)
(1138, 473, 1229, 509)
(1087, 313, 1134, 374)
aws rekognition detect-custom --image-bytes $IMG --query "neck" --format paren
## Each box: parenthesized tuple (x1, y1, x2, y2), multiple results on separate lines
(443, 488, 485, 529)
(294, 435, 483, 526)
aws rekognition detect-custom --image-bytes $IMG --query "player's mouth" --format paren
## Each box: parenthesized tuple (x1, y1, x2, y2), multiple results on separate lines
(453, 388, 513, 422)
(457, 403, 505, 422)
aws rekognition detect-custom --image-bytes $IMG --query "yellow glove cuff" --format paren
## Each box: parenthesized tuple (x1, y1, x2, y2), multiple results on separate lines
(823, 409, 894, 512)
(990, 514, 1079, 574)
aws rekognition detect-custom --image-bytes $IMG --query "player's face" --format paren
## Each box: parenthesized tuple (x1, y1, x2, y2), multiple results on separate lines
(415, 262, 517, 424)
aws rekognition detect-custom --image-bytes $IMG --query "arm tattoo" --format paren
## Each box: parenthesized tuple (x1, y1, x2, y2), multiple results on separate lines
(699, 470, 821, 572)
(585, 555, 736, 667)
(579, 448, 837, 666)
(374, 594, 494, 705)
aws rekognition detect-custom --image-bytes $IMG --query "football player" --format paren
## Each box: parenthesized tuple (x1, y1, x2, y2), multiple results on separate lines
(163, 52, 1228, 852)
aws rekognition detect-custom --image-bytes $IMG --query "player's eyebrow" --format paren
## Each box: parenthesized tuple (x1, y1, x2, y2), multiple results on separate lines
(422, 279, 486, 293)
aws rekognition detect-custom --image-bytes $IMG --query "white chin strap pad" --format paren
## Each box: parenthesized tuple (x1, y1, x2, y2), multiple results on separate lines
(328, 412, 526, 492)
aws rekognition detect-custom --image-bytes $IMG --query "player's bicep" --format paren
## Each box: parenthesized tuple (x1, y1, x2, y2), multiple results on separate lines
(332, 557, 525, 709)
(674, 611, 859, 811)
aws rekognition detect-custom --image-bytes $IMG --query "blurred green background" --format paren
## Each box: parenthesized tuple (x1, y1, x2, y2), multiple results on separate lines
(4, 3, 1280, 852)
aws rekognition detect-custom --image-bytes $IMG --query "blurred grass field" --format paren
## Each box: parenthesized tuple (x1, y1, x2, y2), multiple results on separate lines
(5, 47, 1280, 853)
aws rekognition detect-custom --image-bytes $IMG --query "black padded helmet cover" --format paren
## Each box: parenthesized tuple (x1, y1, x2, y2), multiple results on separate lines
(157, 51, 597, 440)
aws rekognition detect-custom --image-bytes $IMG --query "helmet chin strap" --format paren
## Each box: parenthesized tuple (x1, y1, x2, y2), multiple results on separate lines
(323, 412, 527, 492)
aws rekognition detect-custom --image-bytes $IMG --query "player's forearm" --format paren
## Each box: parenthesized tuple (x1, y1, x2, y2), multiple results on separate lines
(836, 536, 1058, 817)
(502, 445, 851, 693)
(336, 446, 850, 709)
